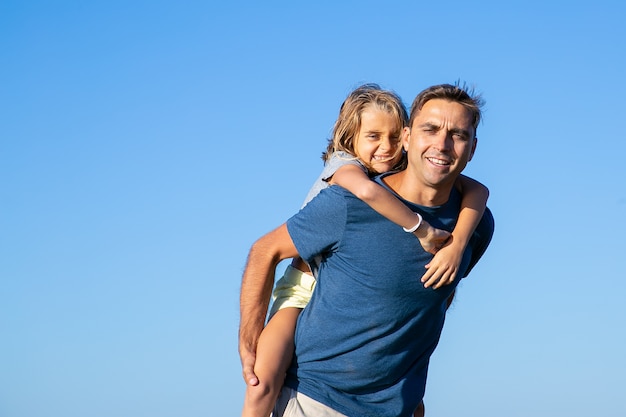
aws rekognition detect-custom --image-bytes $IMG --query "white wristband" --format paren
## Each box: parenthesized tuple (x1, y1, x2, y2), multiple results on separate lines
(403, 212, 423, 233)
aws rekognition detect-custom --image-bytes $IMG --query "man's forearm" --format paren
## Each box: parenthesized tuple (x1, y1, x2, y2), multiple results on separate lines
(239, 244, 279, 355)
(239, 224, 299, 357)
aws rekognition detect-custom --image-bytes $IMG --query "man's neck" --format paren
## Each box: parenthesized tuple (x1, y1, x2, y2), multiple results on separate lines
(382, 170, 454, 207)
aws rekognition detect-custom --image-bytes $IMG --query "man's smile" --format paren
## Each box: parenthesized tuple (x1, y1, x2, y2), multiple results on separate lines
(426, 156, 451, 166)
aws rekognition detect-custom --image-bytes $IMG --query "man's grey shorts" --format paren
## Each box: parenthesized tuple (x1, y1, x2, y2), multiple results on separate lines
(272, 386, 347, 417)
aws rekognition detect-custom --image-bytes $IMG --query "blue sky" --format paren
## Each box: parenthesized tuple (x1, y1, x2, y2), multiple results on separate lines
(2, 1, 625, 416)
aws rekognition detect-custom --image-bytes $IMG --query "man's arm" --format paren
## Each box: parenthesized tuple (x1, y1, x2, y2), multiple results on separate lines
(239, 223, 300, 386)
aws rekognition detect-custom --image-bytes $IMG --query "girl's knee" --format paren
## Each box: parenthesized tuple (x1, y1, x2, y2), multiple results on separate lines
(246, 379, 281, 403)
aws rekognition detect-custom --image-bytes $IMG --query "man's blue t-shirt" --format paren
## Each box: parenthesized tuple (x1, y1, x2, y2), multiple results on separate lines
(284, 175, 494, 417)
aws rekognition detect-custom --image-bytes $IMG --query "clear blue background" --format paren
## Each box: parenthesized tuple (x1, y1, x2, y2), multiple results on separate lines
(2, 1, 625, 416)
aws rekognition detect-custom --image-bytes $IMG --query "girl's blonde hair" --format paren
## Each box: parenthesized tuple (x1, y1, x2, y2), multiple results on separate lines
(322, 84, 408, 172)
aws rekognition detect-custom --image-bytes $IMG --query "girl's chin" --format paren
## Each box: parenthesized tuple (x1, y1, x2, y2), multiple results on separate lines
(371, 164, 394, 173)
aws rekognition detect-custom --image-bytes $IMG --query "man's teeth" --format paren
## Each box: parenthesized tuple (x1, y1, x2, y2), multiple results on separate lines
(428, 157, 450, 165)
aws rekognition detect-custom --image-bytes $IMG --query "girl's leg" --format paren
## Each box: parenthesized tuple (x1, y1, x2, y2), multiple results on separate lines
(241, 307, 302, 417)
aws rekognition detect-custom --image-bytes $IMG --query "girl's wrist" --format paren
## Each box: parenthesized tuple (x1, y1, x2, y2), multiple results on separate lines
(402, 212, 423, 234)
(412, 219, 431, 239)
(449, 232, 470, 249)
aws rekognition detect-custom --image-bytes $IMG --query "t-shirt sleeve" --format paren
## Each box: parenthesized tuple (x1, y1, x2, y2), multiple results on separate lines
(287, 186, 347, 265)
(321, 152, 365, 182)
(463, 207, 495, 277)
(301, 152, 365, 209)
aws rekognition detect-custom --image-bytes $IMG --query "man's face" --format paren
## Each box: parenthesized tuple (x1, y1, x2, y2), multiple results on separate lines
(403, 98, 477, 188)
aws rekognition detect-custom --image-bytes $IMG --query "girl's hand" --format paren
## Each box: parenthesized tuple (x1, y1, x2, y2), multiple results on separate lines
(413, 221, 450, 255)
(421, 239, 463, 289)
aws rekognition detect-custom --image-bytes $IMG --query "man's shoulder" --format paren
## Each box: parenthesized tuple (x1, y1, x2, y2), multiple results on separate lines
(462, 206, 495, 277)
(314, 185, 368, 214)
(298, 184, 352, 213)
(477, 206, 495, 241)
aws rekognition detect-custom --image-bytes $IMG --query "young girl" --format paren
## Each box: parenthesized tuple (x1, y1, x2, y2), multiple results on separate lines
(241, 84, 489, 417)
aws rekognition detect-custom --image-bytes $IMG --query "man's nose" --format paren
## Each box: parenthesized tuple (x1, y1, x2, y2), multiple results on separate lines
(433, 131, 452, 151)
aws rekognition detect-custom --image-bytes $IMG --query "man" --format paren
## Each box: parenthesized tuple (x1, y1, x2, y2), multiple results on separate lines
(239, 84, 495, 416)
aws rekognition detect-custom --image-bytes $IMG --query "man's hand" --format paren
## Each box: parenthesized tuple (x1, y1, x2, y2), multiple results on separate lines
(240, 345, 259, 386)
(238, 224, 299, 386)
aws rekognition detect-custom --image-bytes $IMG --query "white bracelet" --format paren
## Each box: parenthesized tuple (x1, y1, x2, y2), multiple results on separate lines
(403, 212, 423, 233)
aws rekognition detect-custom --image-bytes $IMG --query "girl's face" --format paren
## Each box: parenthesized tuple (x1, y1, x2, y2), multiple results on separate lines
(354, 106, 403, 174)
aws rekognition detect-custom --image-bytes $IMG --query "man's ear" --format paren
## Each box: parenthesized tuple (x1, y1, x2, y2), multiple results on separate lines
(402, 127, 411, 152)
(468, 136, 477, 161)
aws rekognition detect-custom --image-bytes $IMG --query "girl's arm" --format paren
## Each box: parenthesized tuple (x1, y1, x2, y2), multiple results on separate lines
(331, 164, 449, 253)
(455, 174, 489, 244)
(421, 174, 489, 288)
